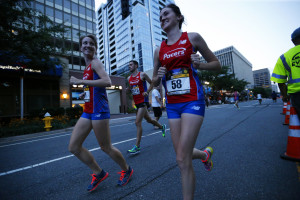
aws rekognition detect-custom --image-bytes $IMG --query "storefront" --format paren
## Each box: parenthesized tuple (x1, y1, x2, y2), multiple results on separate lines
(0, 65, 63, 117)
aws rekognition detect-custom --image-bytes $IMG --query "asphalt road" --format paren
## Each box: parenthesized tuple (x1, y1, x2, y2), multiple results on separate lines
(0, 99, 299, 200)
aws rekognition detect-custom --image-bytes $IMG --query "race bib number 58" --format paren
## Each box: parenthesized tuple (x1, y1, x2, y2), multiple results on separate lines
(166, 68, 190, 95)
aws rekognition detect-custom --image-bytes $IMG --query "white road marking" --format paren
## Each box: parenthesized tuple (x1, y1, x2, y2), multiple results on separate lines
(0, 129, 169, 177)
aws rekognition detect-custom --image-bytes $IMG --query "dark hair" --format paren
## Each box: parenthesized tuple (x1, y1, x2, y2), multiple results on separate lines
(79, 34, 98, 50)
(129, 60, 139, 66)
(162, 3, 185, 29)
(292, 37, 300, 45)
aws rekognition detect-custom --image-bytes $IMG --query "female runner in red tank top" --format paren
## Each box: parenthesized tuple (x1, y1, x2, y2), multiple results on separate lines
(69, 35, 133, 192)
(152, 4, 221, 200)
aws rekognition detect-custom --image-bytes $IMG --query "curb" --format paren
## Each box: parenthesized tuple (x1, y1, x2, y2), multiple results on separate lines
(0, 113, 137, 143)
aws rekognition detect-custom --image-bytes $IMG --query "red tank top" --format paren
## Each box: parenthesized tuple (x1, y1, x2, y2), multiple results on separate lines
(82, 63, 109, 113)
(128, 72, 149, 105)
(159, 32, 204, 104)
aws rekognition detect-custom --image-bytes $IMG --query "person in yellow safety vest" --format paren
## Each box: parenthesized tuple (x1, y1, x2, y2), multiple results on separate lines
(271, 27, 300, 119)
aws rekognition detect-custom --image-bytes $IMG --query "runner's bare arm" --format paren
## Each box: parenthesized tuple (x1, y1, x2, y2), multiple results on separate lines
(126, 77, 132, 94)
(188, 32, 221, 71)
(70, 59, 111, 87)
(152, 46, 166, 87)
(141, 72, 153, 96)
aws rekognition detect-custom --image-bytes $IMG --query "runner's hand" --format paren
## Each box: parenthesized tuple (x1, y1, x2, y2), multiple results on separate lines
(191, 52, 201, 69)
(142, 92, 148, 97)
(158, 66, 167, 78)
(70, 76, 81, 85)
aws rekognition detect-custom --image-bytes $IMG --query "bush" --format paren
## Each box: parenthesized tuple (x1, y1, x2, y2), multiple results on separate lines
(66, 107, 83, 119)
(0, 115, 80, 138)
(53, 107, 65, 116)
(0, 118, 44, 138)
(28, 107, 65, 119)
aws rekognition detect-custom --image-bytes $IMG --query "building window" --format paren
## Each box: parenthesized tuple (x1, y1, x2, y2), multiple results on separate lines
(87, 21, 93, 30)
(56, 0, 63, 6)
(86, 0, 92, 6)
(55, 9, 63, 20)
(46, 6, 54, 17)
(64, 12, 71, 22)
(72, 15, 79, 25)
(80, 18, 86, 29)
(86, 8, 93, 18)
(64, 0, 71, 9)
(79, 5, 85, 15)
(73, 29, 79, 39)
(72, 2, 78, 13)
(35, 3, 44, 14)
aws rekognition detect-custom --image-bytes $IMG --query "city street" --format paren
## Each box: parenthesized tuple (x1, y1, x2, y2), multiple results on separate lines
(0, 99, 299, 200)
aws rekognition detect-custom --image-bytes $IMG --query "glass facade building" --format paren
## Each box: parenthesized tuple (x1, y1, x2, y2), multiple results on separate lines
(0, 0, 97, 117)
(200, 46, 254, 89)
(96, 0, 174, 76)
(34, 0, 96, 71)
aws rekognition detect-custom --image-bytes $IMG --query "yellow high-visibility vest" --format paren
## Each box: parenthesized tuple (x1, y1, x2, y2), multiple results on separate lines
(271, 45, 300, 93)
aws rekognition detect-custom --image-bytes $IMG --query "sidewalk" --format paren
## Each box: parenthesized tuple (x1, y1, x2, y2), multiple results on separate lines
(0, 112, 138, 143)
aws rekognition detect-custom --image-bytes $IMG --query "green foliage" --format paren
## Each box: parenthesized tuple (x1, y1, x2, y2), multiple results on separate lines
(0, 0, 70, 70)
(232, 78, 250, 93)
(54, 107, 65, 116)
(66, 107, 83, 119)
(0, 116, 78, 138)
(198, 66, 250, 92)
(0, 118, 44, 137)
(252, 87, 272, 98)
(28, 107, 65, 118)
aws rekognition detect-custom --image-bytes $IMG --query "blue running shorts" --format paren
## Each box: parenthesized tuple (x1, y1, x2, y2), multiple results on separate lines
(81, 112, 110, 120)
(166, 100, 205, 119)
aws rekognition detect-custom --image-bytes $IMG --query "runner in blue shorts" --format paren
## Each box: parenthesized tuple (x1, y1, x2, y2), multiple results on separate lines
(69, 35, 133, 192)
(151, 4, 221, 199)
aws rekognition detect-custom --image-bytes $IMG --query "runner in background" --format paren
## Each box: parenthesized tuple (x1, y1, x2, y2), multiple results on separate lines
(127, 60, 167, 154)
(151, 86, 163, 123)
(234, 91, 240, 109)
(257, 93, 262, 105)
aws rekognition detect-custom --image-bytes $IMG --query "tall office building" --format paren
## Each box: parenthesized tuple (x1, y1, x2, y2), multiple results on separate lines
(34, 0, 97, 70)
(200, 46, 254, 89)
(96, 0, 174, 76)
(0, 0, 97, 116)
(253, 68, 271, 88)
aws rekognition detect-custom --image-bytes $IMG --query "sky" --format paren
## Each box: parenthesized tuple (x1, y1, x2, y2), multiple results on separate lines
(94, 0, 300, 73)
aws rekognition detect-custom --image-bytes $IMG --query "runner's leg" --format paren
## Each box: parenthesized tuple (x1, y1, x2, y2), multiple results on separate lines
(135, 106, 147, 147)
(144, 108, 162, 129)
(169, 113, 206, 200)
(69, 117, 102, 174)
(93, 119, 129, 171)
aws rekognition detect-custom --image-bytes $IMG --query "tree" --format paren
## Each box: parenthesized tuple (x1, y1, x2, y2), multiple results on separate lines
(252, 87, 272, 98)
(232, 78, 250, 93)
(198, 66, 234, 91)
(0, 0, 70, 70)
(198, 66, 249, 92)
